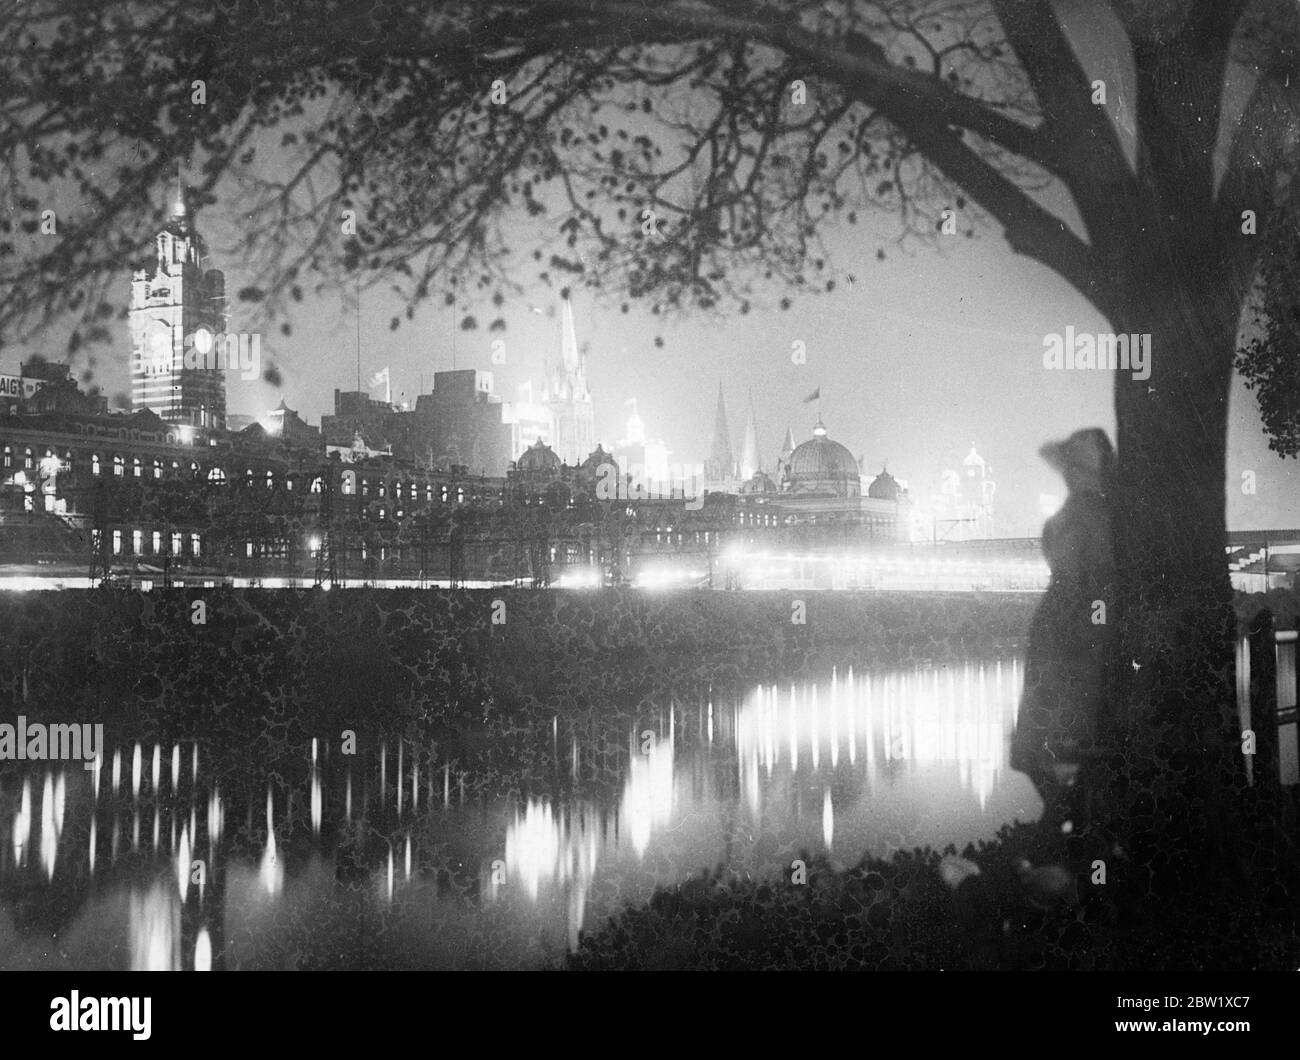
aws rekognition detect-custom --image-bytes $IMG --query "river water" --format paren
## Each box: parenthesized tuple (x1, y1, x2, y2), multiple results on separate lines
(0, 654, 1041, 969)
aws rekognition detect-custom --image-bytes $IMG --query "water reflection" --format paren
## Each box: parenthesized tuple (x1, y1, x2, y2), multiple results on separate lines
(129, 880, 179, 971)
(0, 655, 1035, 969)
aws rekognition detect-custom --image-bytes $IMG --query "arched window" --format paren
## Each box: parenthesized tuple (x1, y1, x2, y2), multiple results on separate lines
(265, 470, 274, 490)
(310, 476, 323, 494)
(207, 467, 226, 484)
(91, 453, 101, 476)
(153, 459, 162, 480)
(24, 447, 34, 469)
(1, 446, 10, 469)
(113, 455, 124, 477)
(132, 457, 141, 478)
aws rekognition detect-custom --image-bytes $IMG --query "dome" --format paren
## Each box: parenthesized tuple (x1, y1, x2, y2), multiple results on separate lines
(740, 470, 778, 495)
(517, 439, 561, 473)
(581, 444, 615, 473)
(963, 444, 987, 472)
(867, 469, 903, 501)
(786, 421, 861, 497)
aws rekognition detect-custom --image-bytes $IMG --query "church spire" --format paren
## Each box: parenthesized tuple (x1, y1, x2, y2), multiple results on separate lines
(707, 382, 735, 482)
(739, 390, 759, 481)
(172, 162, 186, 219)
(543, 289, 594, 464)
(560, 291, 580, 371)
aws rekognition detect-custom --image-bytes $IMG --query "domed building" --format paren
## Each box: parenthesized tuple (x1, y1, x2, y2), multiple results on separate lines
(722, 417, 914, 543)
(515, 439, 562, 474)
(506, 438, 567, 504)
(867, 468, 904, 501)
(740, 469, 779, 495)
(783, 420, 861, 497)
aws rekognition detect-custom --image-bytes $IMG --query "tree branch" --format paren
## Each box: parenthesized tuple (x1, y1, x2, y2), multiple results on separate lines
(986, 0, 1133, 240)
(1217, 57, 1300, 296)
(543, 0, 1054, 167)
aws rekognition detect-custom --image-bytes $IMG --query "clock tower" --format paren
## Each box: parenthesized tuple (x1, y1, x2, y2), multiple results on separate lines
(129, 181, 227, 428)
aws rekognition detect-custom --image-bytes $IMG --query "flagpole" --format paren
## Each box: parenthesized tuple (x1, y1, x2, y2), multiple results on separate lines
(355, 276, 361, 395)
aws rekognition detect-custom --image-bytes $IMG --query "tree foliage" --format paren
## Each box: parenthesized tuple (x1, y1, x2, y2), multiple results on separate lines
(0, 1, 1297, 460)
(1238, 194, 1300, 457)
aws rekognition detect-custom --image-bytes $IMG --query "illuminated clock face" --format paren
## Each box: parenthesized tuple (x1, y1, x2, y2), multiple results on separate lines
(145, 319, 173, 374)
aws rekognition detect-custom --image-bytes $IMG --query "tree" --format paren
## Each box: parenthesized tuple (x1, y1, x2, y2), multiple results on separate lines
(3, 0, 1299, 930)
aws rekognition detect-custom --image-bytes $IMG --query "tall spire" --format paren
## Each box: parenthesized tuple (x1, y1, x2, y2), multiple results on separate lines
(780, 426, 796, 459)
(543, 289, 594, 464)
(560, 292, 580, 370)
(172, 161, 186, 219)
(739, 391, 759, 481)
(707, 382, 735, 481)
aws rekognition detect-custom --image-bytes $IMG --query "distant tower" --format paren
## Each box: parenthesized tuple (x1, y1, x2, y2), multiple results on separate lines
(739, 392, 759, 482)
(776, 425, 796, 485)
(624, 397, 646, 446)
(129, 175, 227, 428)
(959, 443, 996, 538)
(542, 292, 595, 464)
(706, 382, 735, 482)
(615, 397, 670, 487)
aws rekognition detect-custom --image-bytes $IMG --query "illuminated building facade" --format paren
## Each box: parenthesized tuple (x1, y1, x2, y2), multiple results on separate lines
(129, 188, 228, 429)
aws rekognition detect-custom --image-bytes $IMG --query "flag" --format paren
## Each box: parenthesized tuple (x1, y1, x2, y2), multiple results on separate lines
(803, 387, 820, 404)
(367, 366, 391, 404)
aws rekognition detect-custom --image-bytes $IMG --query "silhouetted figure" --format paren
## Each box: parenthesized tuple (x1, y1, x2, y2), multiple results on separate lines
(1011, 428, 1118, 823)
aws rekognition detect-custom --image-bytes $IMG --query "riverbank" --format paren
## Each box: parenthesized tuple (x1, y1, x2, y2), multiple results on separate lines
(566, 814, 1300, 970)
(0, 588, 1037, 762)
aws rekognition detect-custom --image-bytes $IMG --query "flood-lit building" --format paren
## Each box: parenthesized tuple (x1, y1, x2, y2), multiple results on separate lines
(129, 187, 228, 430)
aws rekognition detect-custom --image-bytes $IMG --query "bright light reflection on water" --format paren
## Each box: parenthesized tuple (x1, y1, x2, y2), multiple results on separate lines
(0, 655, 1037, 969)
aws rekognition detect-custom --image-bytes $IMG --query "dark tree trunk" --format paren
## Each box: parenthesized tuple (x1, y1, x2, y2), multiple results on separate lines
(1105, 269, 1244, 906)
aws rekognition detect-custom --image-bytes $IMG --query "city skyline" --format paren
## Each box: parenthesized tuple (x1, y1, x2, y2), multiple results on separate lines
(7, 185, 1299, 537)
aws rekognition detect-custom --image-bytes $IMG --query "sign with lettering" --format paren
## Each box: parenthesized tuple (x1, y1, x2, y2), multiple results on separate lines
(0, 375, 48, 400)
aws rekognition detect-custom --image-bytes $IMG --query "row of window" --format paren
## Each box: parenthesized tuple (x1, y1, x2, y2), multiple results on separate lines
(93, 529, 202, 558)
(4, 444, 478, 504)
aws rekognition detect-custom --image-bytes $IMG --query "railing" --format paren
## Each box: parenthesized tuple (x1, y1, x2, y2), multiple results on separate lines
(1237, 609, 1300, 791)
